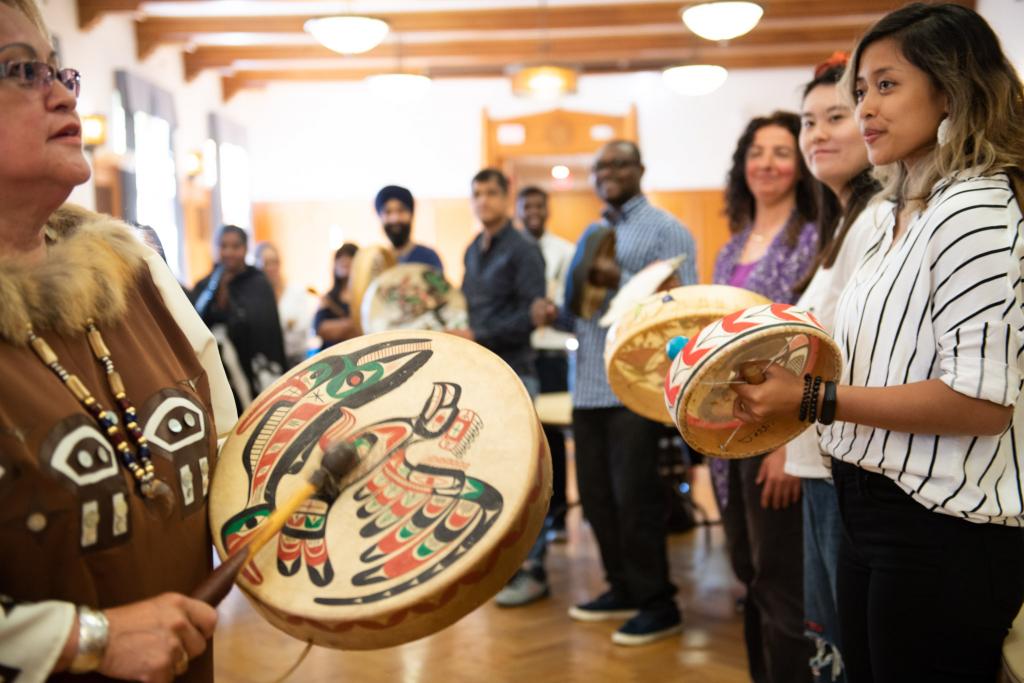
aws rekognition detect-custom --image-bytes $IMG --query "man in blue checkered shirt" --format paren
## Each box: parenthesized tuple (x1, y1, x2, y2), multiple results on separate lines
(534, 140, 697, 646)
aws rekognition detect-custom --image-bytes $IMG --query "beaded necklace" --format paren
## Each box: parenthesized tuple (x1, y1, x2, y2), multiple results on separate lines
(27, 319, 173, 512)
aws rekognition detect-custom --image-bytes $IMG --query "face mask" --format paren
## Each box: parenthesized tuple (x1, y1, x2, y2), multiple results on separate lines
(384, 222, 412, 249)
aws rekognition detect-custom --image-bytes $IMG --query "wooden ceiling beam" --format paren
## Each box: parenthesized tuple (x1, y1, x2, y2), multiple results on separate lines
(76, 0, 141, 30)
(219, 40, 847, 100)
(184, 22, 873, 80)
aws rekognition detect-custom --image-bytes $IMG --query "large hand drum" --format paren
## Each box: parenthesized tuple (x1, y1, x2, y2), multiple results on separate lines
(361, 263, 468, 334)
(209, 331, 551, 649)
(605, 285, 770, 423)
(664, 303, 842, 458)
(349, 245, 397, 334)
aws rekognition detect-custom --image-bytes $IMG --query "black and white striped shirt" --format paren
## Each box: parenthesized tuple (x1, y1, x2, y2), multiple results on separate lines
(821, 172, 1024, 525)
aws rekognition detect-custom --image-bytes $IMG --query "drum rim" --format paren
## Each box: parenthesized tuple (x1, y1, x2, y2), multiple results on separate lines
(668, 318, 842, 458)
(567, 224, 615, 319)
(210, 330, 547, 643)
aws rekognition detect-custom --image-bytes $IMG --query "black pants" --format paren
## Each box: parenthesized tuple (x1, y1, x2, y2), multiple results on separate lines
(536, 351, 569, 523)
(832, 459, 1024, 683)
(572, 407, 676, 610)
(717, 455, 813, 683)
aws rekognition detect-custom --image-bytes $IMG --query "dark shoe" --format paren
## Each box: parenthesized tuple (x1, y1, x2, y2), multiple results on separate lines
(611, 606, 683, 646)
(495, 570, 549, 607)
(567, 591, 639, 622)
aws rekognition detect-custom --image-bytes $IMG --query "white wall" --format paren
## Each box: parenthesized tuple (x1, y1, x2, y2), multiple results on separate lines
(229, 67, 811, 203)
(36, 0, 232, 209)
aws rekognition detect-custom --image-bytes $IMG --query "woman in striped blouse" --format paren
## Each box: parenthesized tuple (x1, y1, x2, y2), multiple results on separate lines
(733, 4, 1024, 681)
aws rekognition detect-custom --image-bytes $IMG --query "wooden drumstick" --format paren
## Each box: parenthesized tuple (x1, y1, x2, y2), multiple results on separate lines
(191, 443, 359, 606)
(740, 364, 767, 385)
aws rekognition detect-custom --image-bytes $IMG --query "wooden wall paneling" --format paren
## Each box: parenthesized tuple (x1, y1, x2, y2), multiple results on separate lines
(181, 181, 213, 286)
(91, 152, 123, 220)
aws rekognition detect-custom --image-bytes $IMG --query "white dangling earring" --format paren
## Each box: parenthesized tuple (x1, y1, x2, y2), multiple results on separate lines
(937, 117, 951, 146)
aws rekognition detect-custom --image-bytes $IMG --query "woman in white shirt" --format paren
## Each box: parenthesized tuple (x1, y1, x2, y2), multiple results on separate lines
(788, 54, 885, 682)
(734, 4, 1024, 680)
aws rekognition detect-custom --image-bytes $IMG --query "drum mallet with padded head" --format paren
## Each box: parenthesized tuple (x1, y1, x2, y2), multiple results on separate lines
(191, 443, 359, 606)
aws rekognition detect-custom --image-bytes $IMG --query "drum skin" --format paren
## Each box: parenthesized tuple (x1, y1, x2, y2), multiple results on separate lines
(360, 263, 468, 334)
(209, 331, 551, 649)
(664, 303, 842, 459)
(605, 285, 770, 423)
(349, 245, 397, 335)
(598, 255, 685, 328)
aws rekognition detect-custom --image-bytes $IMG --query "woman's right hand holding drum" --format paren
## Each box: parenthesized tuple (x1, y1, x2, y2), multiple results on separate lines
(731, 361, 805, 425)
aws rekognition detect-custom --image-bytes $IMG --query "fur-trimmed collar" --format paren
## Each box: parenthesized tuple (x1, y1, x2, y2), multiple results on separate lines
(0, 204, 149, 345)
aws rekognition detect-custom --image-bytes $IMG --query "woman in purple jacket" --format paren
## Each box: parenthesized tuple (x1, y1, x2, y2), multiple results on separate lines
(711, 110, 825, 683)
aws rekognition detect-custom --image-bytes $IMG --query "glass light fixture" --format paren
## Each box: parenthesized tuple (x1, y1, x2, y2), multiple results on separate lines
(662, 64, 729, 96)
(81, 114, 107, 148)
(365, 73, 432, 103)
(681, 2, 763, 41)
(304, 16, 389, 55)
(511, 65, 578, 99)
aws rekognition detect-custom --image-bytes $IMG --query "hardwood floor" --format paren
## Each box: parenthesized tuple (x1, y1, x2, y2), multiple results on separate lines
(212, 465, 750, 683)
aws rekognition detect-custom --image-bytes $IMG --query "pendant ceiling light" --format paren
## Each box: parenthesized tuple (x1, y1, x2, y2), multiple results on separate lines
(681, 2, 763, 41)
(511, 0, 578, 99)
(511, 65, 578, 99)
(663, 64, 729, 96)
(304, 15, 389, 55)
(364, 32, 432, 103)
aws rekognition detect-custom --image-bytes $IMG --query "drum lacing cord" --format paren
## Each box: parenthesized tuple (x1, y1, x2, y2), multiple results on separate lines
(266, 639, 313, 682)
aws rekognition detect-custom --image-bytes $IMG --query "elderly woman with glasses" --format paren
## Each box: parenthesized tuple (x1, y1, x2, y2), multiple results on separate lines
(0, 2, 235, 682)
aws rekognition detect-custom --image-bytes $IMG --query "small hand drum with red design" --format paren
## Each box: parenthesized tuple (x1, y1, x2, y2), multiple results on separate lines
(664, 303, 842, 458)
(209, 330, 551, 649)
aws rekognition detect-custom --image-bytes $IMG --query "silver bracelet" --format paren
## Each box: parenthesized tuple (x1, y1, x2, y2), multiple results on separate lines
(69, 605, 109, 673)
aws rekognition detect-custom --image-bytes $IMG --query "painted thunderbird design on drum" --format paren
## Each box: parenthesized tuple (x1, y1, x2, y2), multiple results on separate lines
(220, 338, 502, 603)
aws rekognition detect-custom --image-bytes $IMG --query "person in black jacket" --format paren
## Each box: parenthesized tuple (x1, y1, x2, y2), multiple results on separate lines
(191, 225, 285, 410)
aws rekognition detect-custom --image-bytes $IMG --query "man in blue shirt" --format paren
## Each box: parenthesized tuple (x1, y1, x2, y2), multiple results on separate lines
(374, 185, 444, 272)
(535, 140, 697, 646)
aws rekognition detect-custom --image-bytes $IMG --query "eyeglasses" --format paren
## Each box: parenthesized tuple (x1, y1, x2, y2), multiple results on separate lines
(591, 158, 639, 174)
(0, 61, 81, 98)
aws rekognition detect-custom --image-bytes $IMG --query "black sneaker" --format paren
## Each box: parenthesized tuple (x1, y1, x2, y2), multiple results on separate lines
(567, 591, 639, 622)
(611, 606, 683, 646)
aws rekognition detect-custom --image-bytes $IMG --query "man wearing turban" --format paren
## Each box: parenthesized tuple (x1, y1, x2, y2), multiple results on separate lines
(374, 185, 444, 272)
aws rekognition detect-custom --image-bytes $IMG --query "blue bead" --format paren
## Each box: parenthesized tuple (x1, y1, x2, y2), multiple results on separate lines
(666, 336, 689, 361)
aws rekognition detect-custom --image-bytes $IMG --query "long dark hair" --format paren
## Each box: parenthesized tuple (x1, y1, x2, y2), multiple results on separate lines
(328, 242, 358, 303)
(794, 62, 880, 294)
(724, 110, 820, 248)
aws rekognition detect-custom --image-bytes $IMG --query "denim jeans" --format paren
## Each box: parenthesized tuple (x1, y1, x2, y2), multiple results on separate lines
(803, 477, 845, 682)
